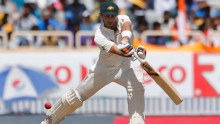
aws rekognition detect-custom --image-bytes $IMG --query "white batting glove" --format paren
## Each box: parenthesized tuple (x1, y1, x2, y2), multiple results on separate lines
(136, 45, 146, 60)
(121, 38, 129, 44)
(117, 42, 134, 57)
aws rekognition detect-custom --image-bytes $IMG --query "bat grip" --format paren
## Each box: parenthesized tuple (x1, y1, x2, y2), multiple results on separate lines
(133, 52, 145, 63)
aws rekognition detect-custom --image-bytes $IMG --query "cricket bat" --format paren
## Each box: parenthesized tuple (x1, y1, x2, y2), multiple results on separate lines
(133, 52, 183, 105)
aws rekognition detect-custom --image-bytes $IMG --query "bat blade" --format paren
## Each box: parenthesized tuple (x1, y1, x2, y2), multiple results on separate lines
(134, 53, 183, 105)
(150, 72, 183, 105)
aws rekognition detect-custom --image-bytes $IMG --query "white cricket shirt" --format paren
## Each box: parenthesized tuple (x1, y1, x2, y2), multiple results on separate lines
(92, 15, 133, 71)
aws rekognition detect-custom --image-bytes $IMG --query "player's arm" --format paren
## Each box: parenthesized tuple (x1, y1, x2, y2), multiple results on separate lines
(95, 29, 134, 57)
(109, 20, 134, 57)
(111, 16, 134, 57)
(109, 43, 133, 57)
(121, 21, 132, 42)
(119, 17, 147, 59)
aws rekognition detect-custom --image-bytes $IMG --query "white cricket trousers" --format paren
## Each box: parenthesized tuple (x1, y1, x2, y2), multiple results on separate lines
(76, 65, 146, 124)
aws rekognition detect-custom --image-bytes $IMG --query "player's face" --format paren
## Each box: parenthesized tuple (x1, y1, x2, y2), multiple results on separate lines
(100, 14, 117, 29)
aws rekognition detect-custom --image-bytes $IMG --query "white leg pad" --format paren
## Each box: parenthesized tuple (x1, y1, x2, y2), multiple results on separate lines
(127, 84, 145, 124)
(46, 89, 83, 124)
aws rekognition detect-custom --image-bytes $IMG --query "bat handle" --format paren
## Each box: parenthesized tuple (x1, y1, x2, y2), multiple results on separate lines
(133, 52, 145, 63)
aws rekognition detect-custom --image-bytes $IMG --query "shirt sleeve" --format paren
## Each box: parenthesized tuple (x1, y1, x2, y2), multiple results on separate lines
(94, 30, 114, 52)
(118, 15, 132, 25)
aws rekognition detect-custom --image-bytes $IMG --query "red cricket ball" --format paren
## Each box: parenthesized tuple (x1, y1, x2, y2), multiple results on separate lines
(44, 102, 52, 109)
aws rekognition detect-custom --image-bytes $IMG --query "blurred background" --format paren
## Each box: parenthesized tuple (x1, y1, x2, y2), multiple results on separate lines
(0, 0, 220, 124)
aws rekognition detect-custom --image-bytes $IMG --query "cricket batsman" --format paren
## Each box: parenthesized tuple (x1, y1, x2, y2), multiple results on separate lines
(41, 1, 147, 124)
